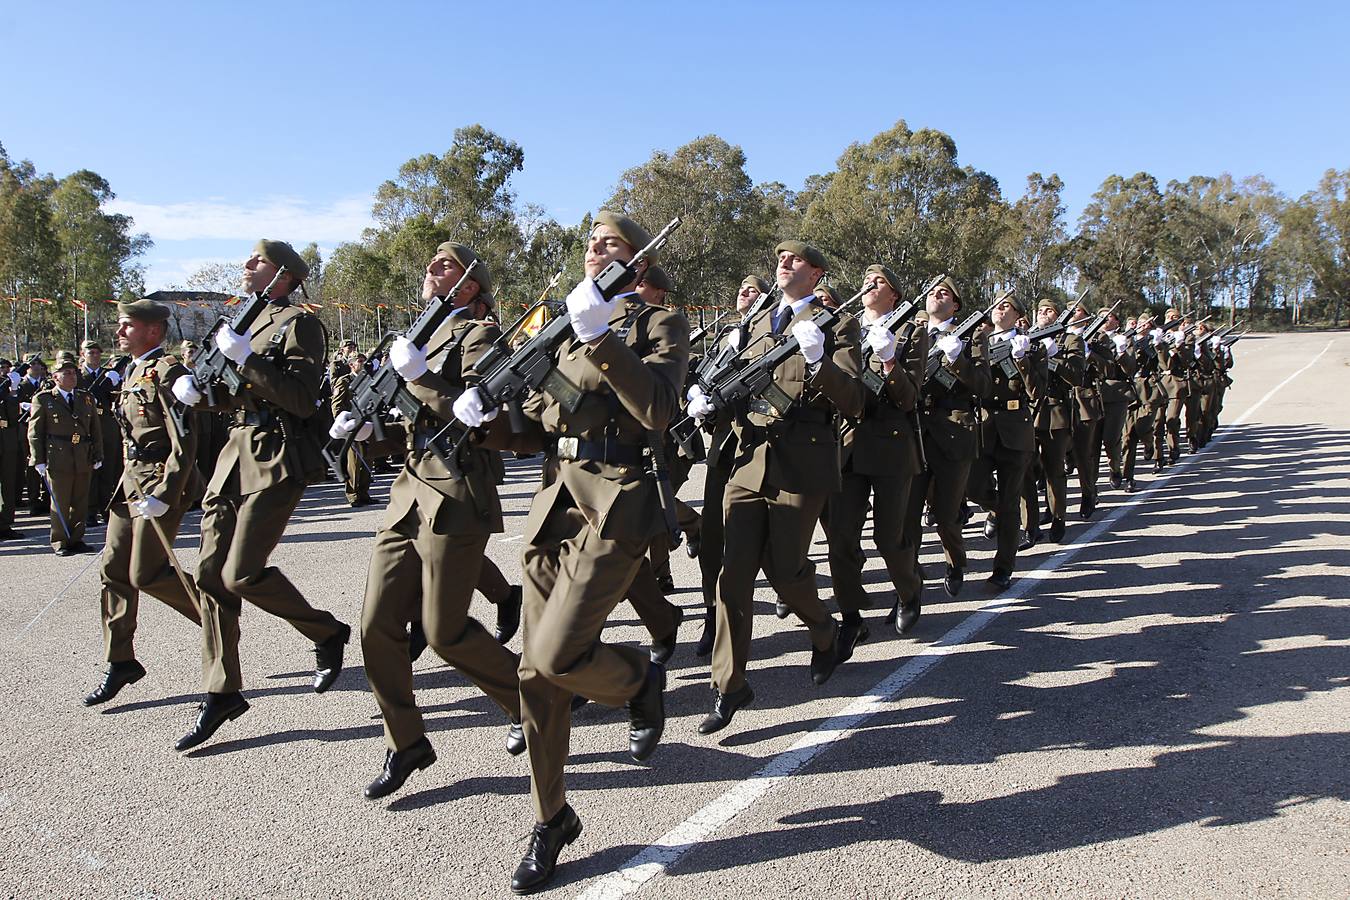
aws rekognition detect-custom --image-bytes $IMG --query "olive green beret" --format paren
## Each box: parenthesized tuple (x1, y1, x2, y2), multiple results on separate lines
(253, 239, 310, 282)
(1036, 298, 1058, 313)
(813, 284, 843, 307)
(593, 210, 655, 261)
(741, 275, 771, 294)
(435, 241, 494, 304)
(54, 352, 78, 371)
(1000, 292, 1027, 316)
(775, 240, 828, 271)
(118, 299, 173, 323)
(863, 264, 901, 294)
(642, 266, 673, 292)
(81, 339, 101, 351)
(931, 274, 962, 302)
(1097, 306, 1115, 318)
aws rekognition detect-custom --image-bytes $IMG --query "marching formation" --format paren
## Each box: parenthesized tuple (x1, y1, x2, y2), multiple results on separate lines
(3, 215, 1243, 895)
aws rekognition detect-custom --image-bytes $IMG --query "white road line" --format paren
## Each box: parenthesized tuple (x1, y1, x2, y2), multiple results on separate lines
(577, 338, 1335, 900)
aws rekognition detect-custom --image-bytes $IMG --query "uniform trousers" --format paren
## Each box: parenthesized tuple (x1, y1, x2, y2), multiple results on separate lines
(829, 469, 915, 612)
(100, 499, 201, 663)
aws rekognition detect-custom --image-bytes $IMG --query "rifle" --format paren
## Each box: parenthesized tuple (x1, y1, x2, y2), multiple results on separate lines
(858, 275, 937, 396)
(193, 265, 289, 408)
(1179, 314, 1213, 341)
(689, 310, 731, 347)
(923, 298, 1001, 386)
(460, 217, 682, 439)
(1221, 328, 1248, 348)
(320, 261, 480, 482)
(673, 280, 875, 428)
(1078, 298, 1123, 345)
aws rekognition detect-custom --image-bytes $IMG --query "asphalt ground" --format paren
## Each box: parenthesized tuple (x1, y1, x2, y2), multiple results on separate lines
(1, 331, 1346, 899)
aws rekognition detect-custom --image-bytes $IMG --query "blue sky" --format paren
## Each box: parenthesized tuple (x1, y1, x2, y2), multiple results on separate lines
(4, 1, 1346, 291)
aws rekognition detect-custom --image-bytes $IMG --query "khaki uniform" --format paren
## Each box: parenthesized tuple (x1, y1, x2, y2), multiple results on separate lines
(329, 371, 373, 504)
(1190, 341, 1216, 448)
(904, 318, 992, 576)
(1031, 332, 1084, 525)
(713, 298, 862, 694)
(194, 300, 346, 694)
(493, 295, 688, 823)
(1096, 332, 1138, 480)
(99, 348, 203, 663)
(829, 319, 927, 613)
(361, 312, 521, 752)
(1071, 332, 1106, 506)
(1160, 338, 1192, 459)
(28, 387, 102, 550)
(1123, 338, 1167, 480)
(967, 331, 1042, 574)
(80, 365, 126, 517)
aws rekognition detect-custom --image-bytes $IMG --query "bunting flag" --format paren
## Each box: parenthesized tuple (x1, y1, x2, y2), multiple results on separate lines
(518, 302, 551, 338)
(300, 302, 323, 313)
(360, 304, 373, 312)
(72, 299, 88, 311)
(336, 303, 351, 310)
(225, 295, 243, 306)
(104, 298, 119, 305)
(32, 297, 53, 305)
(376, 303, 388, 310)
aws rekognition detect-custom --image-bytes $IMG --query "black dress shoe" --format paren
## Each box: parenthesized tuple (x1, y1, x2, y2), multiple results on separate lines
(1048, 518, 1066, 542)
(67, 540, 93, 554)
(697, 683, 754, 735)
(1124, 478, 1138, 493)
(176, 691, 249, 751)
(314, 623, 351, 693)
(684, 532, 701, 559)
(505, 721, 526, 757)
(810, 621, 841, 686)
(983, 515, 997, 540)
(883, 597, 898, 626)
(1018, 530, 1036, 552)
(83, 659, 146, 706)
(1109, 473, 1124, 490)
(510, 805, 582, 895)
(1169, 450, 1180, 465)
(943, 565, 963, 597)
(774, 599, 790, 619)
(693, 607, 715, 658)
(1154, 460, 1165, 474)
(1077, 497, 1095, 521)
(657, 575, 676, 594)
(495, 585, 523, 644)
(986, 569, 1013, 591)
(897, 596, 921, 634)
(837, 617, 870, 663)
(86, 514, 100, 528)
(57, 546, 75, 557)
(364, 736, 436, 799)
(408, 620, 428, 663)
(626, 662, 665, 762)
(649, 604, 683, 665)
(570, 694, 590, 712)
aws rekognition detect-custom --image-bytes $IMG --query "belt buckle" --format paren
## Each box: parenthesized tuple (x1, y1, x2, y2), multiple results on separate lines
(1006, 399, 1020, 411)
(557, 435, 579, 460)
(71, 432, 81, 445)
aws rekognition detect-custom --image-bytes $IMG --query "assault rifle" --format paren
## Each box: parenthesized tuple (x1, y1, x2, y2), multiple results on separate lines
(858, 275, 937, 396)
(1078, 297, 1123, 345)
(923, 298, 1001, 387)
(988, 302, 1075, 380)
(194, 265, 289, 408)
(670, 280, 875, 432)
(689, 310, 731, 347)
(461, 217, 682, 437)
(319, 261, 479, 482)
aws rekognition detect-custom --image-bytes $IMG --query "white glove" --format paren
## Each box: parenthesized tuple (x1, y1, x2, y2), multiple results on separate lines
(7, 372, 18, 388)
(36, 463, 48, 477)
(792, 321, 825, 365)
(1041, 337, 1060, 358)
(93, 461, 102, 470)
(726, 329, 743, 351)
(1151, 328, 1165, 346)
(1011, 334, 1032, 359)
(389, 337, 428, 382)
(172, 374, 202, 405)
(215, 327, 253, 366)
(329, 410, 373, 441)
(685, 384, 716, 421)
(19, 401, 31, 413)
(866, 326, 898, 363)
(1210, 335, 1222, 349)
(1168, 329, 1185, 345)
(1112, 334, 1129, 354)
(106, 370, 122, 387)
(132, 496, 170, 519)
(566, 278, 617, 343)
(1083, 343, 1092, 358)
(453, 386, 497, 427)
(937, 333, 963, 363)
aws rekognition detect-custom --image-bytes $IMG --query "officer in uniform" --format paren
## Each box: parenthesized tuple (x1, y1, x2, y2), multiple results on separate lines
(967, 294, 1041, 589)
(80, 339, 126, 523)
(1096, 310, 1138, 490)
(171, 239, 351, 752)
(1028, 299, 1082, 543)
(903, 276, 991, 599)
(1068, 305, 1105, 518)
(28, 353, 103, 554)
(17, 356, 50, 514)
(830, 264, 927, 640)
(83, 300, 203, 706)
(1159, 308, 1191, 465)
(341, 242, 525, 800)
(456, 211, 687, 894)
(1122, 314, 1168, 488)
(0, 366, 22, 540)
(686, 240, 860, 736)
(329, 354, 374, 506)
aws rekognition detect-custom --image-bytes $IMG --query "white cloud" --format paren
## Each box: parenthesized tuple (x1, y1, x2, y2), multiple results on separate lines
(108, 194, 375, 243)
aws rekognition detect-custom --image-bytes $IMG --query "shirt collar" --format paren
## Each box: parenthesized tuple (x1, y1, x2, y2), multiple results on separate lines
(777, 295, 814, 319)
(929, 315, 955, 332)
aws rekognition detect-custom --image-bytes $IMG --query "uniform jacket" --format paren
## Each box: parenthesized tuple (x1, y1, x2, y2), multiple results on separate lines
(1096, 331, 1139, 404)
(1034, 331, 1084, 432)
(494, 295, 689, 544)
(1159, 341, 1193, 400)
(202, 300, 327, 495)
(727, 297, 863, 496)
(114, 347, 201, 508)
(385, 311, 505, 536)
(980, 329, 1042, 454)
(28, 387, 102, 472)
(918, 315, 992, 462)
(842, 317, 926, 478)
(1071, 329, 1105, 421)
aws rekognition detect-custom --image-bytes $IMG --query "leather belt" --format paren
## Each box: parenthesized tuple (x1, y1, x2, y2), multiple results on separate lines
(47, 432, 84, 444)
(234, 408, 275, 427)
(983, 399, 1024, 412)
(924, 396, 971, 413)
(127, 443, 170, 462)
(553, 435, 644, 466)
(746, 400, 832, 424)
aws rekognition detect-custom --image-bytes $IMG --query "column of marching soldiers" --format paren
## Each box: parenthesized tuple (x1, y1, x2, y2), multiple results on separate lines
(1, 217, 1242, 895)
